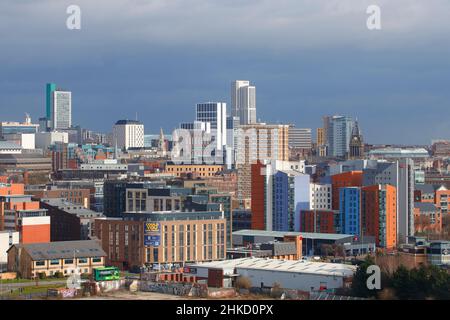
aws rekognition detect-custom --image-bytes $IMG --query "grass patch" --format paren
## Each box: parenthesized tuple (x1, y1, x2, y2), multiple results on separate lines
(0, 277, 68, 284)
(3, 283, 66, 297)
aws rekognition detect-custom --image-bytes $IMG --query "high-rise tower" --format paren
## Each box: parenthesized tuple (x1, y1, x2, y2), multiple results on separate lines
(231, 80, 256, 125)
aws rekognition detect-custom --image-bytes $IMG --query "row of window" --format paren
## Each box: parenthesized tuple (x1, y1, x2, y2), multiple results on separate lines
(35, 257, 101, 266)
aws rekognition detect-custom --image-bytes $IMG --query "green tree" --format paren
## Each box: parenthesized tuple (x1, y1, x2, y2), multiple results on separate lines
(428, 265, 450, 300)
(391, 265, 415, 299)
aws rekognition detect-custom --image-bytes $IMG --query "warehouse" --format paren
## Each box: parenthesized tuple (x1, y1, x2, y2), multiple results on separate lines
(185, 257, 356, 292)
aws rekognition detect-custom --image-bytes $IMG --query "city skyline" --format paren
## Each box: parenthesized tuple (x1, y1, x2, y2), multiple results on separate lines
(1, 0, 450, 303)
(1, 1, 450, 145)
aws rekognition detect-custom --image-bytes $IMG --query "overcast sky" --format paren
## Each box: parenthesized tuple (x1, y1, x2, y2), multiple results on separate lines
(1, 0, 449, 144)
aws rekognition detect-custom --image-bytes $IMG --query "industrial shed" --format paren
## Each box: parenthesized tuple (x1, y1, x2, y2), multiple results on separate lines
(186, 257, 356, 292)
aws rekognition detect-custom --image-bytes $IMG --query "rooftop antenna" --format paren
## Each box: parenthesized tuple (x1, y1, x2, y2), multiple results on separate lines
(135, 112, 138, 121)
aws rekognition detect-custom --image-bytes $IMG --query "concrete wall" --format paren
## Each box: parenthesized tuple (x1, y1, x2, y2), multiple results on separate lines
(236, 268, 345, 292)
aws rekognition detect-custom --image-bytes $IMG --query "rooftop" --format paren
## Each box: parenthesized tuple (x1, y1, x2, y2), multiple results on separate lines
(41, 198, 103, 217)
(368, 148, 429, 157)
(189, 257, 356, 277)
(232, 229, 354, 241)
(115, 120, 142, 125)
(414, 202, 437, 212)
(9, 240, 106, 261)
(415, 184, 436, 194)
(0, 141, 22, 149)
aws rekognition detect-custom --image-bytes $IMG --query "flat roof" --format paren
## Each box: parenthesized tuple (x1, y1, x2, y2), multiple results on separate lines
(41, 198, 102, 217)
(189, 257, 356, 277)
(232, 229, 354, 241)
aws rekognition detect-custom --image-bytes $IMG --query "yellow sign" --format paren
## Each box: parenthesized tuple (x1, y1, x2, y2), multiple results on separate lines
(145, 222, 160, 233)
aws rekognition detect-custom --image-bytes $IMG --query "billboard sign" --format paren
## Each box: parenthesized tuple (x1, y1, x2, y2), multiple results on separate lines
(144, 222, 161, 234)
(144, 235, 161, 246)
(144, 222, 161, 246)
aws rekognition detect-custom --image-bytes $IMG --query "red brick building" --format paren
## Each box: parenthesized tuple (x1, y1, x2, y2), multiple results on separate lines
(251, 161, 266, 230)
(26, 188, 91, 208)
(299, 210, 338, 234)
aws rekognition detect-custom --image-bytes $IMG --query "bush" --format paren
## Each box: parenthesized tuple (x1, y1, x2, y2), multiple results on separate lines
(81, 273, 91, 280)
(54, 271, 64, 279)
(38, 272, 47, 280)
(235, 276, 252, 290)
(270, 282, 283, 298)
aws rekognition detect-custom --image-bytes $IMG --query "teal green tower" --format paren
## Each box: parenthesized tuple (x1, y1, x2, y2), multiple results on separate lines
(46, 83, 56, 119)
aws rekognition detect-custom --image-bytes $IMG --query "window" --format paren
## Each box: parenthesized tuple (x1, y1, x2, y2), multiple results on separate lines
(92, 257, 101, 263)
(35, 261, 45, 266)
(78, 258, 88, 264)
(64, 259, 74, 264)
(50, 259, 59, 265)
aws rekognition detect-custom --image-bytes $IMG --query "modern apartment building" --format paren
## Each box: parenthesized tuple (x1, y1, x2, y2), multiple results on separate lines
(310, 183, 332, 210)
(331, 171, 363, 210)
(95, 211, 227, 270)
(361, 184, 397, 249)
(112, 120, 145, 150)
(339, 187, 361, 236)
(363, 159, 415, 244)
(236, 123, 289, 200)
(271, 170, 310, 232)
(195, 102, 227, 151)
(51, 88, 72, 130)
(251, 163, 310, 232)
(324, 115, 354, 158)
(288, 127, 312, 150)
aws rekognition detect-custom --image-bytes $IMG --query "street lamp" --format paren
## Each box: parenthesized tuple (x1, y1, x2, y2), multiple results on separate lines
(73, 249, 79, 274)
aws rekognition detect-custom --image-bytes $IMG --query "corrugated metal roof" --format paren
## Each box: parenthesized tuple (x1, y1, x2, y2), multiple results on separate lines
(0, 141, 22, 149)
(232, 229, 353, 241)
(189, 257, 356, 277)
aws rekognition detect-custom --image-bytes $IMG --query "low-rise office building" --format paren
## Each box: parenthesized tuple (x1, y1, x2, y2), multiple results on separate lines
(232, 229, 375, 257)
(227, 238, 302, 261)
(427, 241, 450, 266)
(7, 240, 106, 278)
